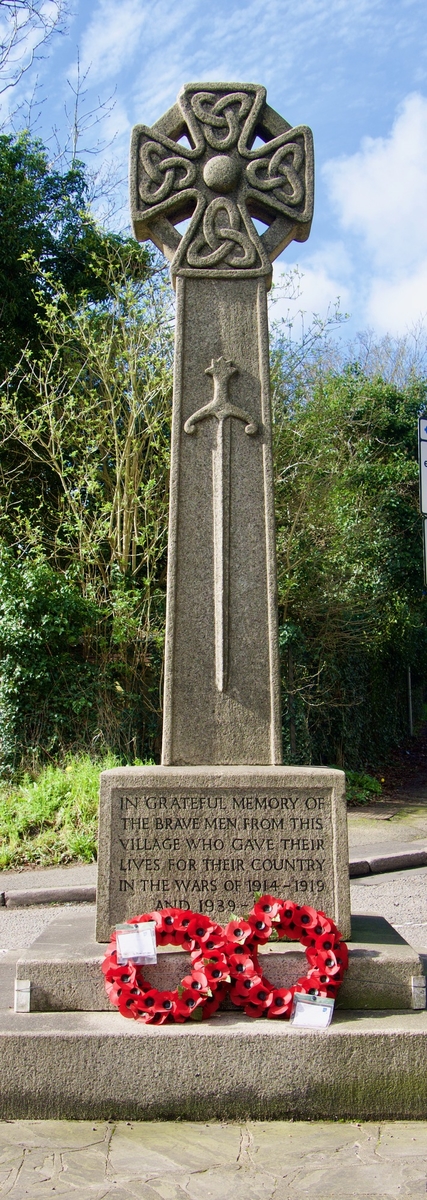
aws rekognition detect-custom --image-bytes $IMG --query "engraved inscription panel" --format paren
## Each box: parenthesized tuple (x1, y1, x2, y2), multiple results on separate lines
(109, 787, 336, 924)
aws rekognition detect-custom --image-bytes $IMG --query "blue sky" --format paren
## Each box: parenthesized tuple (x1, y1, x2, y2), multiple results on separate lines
(5, 0, 427, 339)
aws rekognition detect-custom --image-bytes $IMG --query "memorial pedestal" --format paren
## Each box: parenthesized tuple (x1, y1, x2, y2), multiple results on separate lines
(96, 764, 350, 942)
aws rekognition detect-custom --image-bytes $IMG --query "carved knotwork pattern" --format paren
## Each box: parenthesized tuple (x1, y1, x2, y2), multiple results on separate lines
(133, 83, 313, 278)
(245, 141, 305, 207)
(189, 90, 253, 150)
(186, 198, 257, 269)
(138, 141, 197, 203)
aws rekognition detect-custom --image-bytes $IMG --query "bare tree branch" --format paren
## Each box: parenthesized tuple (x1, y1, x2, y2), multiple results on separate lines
(0, 0, 69, 95)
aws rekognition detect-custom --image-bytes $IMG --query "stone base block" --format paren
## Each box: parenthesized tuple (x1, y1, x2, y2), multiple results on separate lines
(1, 1008, 427, 1120)
(16, 910, 426, 1013)
(96, 764, 350, 940)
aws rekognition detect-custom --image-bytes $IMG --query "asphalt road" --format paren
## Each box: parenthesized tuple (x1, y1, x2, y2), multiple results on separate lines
(351, 864, 427, 955)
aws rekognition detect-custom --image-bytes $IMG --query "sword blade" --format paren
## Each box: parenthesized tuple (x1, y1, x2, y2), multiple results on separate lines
(212, 417, 231, 693)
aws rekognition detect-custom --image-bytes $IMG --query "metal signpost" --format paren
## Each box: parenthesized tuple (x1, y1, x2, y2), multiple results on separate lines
(418, 416, 427, 585)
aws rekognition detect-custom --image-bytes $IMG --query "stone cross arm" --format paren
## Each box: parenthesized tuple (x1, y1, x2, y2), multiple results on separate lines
(130, 82, 314, 285)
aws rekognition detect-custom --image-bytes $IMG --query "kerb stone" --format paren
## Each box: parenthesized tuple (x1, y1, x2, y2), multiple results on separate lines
(96, 764, 350, 941)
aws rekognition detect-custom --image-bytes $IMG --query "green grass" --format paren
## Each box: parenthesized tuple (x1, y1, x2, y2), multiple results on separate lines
(0, 753, 119, 869)
(0, 755, 384, 870)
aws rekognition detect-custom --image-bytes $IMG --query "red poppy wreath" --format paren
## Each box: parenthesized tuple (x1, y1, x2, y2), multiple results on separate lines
(225, 896, 348, 1019)
(102, 898, 348, 1023)
(102, 908, 230, 1023)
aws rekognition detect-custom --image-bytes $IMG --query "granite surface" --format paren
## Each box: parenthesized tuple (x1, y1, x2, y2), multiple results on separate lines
(96, 764, 349, 940)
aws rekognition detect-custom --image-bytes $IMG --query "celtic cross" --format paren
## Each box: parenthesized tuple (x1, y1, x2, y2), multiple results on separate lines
(130, 83, 314, 767)
(130, 82, 313, 286)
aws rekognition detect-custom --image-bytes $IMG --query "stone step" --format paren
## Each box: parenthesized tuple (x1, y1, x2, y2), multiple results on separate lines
(0, 1008, 426, 1121)
(15, 910, 426, 1013)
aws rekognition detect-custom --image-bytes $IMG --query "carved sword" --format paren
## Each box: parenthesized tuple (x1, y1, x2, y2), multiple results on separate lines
(184, 356, 257, 693)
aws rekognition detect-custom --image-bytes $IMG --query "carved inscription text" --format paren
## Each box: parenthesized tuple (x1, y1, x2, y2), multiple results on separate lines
(110, 788, 335, 920)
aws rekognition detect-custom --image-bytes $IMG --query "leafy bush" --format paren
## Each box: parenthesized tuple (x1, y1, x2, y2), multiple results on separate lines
(345, 770, 382, 806)
(273, 358, 427, 769)
(0, 556, 104, 770)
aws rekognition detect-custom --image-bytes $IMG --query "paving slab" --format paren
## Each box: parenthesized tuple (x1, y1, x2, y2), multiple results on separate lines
(0, 863, 97, 890)
(349, 839, 427, 877)
(0, 1119, 426, 1200)
(351, 866, 427, 956)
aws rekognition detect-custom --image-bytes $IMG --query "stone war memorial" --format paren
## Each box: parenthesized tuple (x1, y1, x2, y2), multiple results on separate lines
(96, 81, 351, 943)
(4, 83, 427, 1125)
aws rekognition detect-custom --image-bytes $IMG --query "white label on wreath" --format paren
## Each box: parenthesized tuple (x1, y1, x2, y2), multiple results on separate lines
(116, 922, 157, 964)
(290, 992, 334, 1028)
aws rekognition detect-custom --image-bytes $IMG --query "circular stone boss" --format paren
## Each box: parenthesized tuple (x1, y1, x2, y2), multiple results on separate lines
(203, 153, 241, 193)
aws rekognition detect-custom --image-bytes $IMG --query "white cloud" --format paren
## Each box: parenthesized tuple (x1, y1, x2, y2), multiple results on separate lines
(325, 93, 427, 272)
(271, 244, 352, 327)
(368, 265, 427, 335)
(77, 0, 147, 84)
(324, 93, 427, 333)
(129, 0, 390, 126)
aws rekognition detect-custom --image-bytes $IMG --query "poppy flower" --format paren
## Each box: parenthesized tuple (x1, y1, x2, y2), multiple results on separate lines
(174, 989, 205, 1021)
(252, 894, 282, 919)
(300, 929, 337, 951)
(296, 972, 329, 997)
(156, 990, 177, 1014)
(229, 971, 263, 1003)
(267, 987, 294, 1018)
(175, 909, 195, 933)
(201, 985, 226, 1019)
(180, 969, 210, 994)
(243, 999, 270, 1017)
(303, 911, 334, 934)
(146, 1010, 169, 1024)
(224, 918, 253, 944)
(134, 988, 160, 1014)
(186, 915, 224, 949)
(117, 996, 138, 1019)
(296, 905, 321, 931)
(202, 962, 230, 986)
(145, 908, 185, 945)
(180, 931, 197, 951)
(105, 980, 122, 1005)
(239, 981, 273, 1008)
(186, 914, 215, 938)
(227, 951, 260, 978)
(335, 941, 349, 970)
(194, 950, 229, 971)
(247, 913, 272, 943)
(275, 901, 299, 936)
(101, 953, 117, 979)
(223, 940, 248, 960)
(128, 911, 160, 926)
(306, 948, 340, 977)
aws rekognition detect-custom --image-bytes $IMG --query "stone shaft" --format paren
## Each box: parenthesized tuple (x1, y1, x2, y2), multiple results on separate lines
(162, 275, 282, 766)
